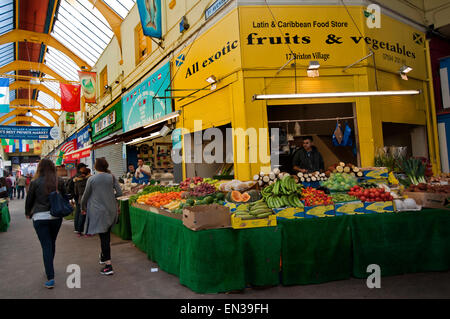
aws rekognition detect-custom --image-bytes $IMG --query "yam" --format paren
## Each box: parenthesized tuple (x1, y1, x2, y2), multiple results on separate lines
(269, 173, 276, 180)
(273, 168, 281, 175)
(300, 177, 305, 182)
(306, 178, 311, 182)
(262, 176, 270, 183)
(297, 172, 304, 178)
(352, 166, 360, 173)
(311, 177, 317, 182)
(339, 162, 346, 167)
(253, 175, 260, 181)
(357, 172, 363, 177)
(336, 166, 344, 173)
(343, 167, 351, 173)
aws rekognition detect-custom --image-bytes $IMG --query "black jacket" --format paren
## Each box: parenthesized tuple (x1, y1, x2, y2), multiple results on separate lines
(25, 176, 67, 217)
(74, 175, 90, 203)
(292, 146, 325, 172)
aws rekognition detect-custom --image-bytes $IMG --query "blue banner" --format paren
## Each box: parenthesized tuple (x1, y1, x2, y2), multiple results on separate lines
(0, 78, 10, 113)
(136, 0, 162, 39)
(0, 126, 60, 140)
(122, 62, 171, 132)
(77, 125, 91, 149)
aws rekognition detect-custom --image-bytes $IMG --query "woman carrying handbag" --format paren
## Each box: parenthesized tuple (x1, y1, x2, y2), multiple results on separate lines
(81, 158, 122, 275)
(25, 159, 68, 289)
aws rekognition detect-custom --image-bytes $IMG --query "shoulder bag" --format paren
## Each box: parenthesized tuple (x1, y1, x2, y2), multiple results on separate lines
(49, 176, 73, 218)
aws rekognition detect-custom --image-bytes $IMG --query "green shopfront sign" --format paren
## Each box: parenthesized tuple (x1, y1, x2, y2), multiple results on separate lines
(92, 100, 123, 142)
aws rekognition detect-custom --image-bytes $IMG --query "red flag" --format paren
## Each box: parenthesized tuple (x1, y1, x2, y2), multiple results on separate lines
(60, 83, 81, 112)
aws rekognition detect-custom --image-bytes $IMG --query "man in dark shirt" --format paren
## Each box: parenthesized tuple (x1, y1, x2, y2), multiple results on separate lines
(292, 136, 325, 173)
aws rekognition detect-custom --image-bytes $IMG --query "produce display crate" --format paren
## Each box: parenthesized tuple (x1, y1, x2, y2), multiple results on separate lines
(363, 201, 394, 213)
(361, 168, 389, 180)
(230, 213, 277, 229)
(272, 207, 305, 220)
(403, 192, 450, 211)
(334, 200, 365, 216)
(303, 204, 335, 218)
(131, 203, 182, 220)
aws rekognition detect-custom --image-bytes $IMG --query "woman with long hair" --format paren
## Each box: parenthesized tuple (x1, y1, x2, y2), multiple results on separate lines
(25, 158, 67, 288)
(81, 158, 122, 275)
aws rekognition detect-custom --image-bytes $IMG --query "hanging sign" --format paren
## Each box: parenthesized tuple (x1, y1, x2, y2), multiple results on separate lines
(66, 112, 75, 124)
(0, 126, 60, 140)
(136, 0, 162, 39)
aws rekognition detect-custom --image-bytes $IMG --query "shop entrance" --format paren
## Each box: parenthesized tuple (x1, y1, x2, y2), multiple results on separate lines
(267, 102, 359, 173)
(382, 122, 429, 159)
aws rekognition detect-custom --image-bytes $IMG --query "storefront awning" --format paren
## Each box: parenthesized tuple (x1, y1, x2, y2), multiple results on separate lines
(64, 145, 92, 162)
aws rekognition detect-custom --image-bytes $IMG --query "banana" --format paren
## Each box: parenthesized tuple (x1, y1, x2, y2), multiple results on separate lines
(273, 182, 279, 196)
(257, 212, 272, 218)
(250, 208, 272, 215)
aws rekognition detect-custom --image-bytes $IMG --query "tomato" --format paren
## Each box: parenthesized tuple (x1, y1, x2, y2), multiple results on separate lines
(364, 190, 369, 196)
(374, 192, 380, 198)
(360, 196, 366, 202)
(375, 197, 381, 202)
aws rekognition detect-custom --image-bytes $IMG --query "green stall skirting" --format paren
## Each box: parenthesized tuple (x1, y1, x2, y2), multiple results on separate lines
(351, 209, 450, 278)
(128, 204, 450, 293)
(129, 206, 281, 293)
(112, 200, 132, 240)
(279, 216, 352, 286)
(0, 202, 10, 232)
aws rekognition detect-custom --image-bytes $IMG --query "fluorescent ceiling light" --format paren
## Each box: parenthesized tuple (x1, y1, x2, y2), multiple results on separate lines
(307, 69, 320, 78)
(253, 90, 421, 100)
(143, 112, 180, 129)
(205, 75, 217, 84)
(308, 61, 320, 70)
(125, 132, 161, 145)
(400, 65, 413, 74)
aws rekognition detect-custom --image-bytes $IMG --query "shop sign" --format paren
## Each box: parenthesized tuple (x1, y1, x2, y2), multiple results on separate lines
(239, 6, 426, 80)
(122, 62, 171, 132)
(173, 9, 240, 91)
(77, 125, 90, 149)
(95, 111, 115, 134)
(0, 126, 60, 140)
(4, 160, 11, 166)
(136, 0, 162, 39)
(65, 163, 76, 170)
(205, 0, 231, 21)
(64, 148, 91, 162)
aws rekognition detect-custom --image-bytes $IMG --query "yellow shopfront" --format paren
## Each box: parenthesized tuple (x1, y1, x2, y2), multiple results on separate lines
(172, 5, 439, 180)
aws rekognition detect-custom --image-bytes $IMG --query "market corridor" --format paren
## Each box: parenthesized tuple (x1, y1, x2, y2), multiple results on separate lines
(1, 199, 450, 299)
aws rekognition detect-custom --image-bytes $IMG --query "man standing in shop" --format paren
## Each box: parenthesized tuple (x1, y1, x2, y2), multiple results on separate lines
(292, 136, 325, 173)
(126, 164, 138, 183)
(135, 158, 152, 184)
(17, 173, 27, 199)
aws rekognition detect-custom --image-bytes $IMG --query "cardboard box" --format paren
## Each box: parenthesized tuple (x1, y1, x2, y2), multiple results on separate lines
(183, 204, 231, 231)
(363, 201, 394, 213)
(303, 205, 335, 218)
(272, 207, 305, 220)
(132, 203, 182, 220)
(334, 200, 365, 216)
(231, 213, 277, 229)
(362, 168, 389, 180)
(403, 192, 450, 210)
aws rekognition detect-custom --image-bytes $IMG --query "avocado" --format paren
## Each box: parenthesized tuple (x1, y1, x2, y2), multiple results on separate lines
(204, 196, 214, 204)
(215, 192, 225, 200)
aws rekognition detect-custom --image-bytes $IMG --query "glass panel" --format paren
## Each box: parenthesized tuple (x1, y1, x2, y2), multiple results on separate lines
(103, 0, 136, 19)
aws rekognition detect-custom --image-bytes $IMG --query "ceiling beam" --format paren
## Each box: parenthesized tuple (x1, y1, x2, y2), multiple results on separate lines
(87, 0, 124, 64)
(0, 29, 91, 70)
(10, 81, 61, 103)
(0, 60, 68, 83)
(3, 116, 46, 127)
(10, 106, 61, 112)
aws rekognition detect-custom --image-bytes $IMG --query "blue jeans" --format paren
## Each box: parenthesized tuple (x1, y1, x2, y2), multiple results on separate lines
(33, 218, 63, 280)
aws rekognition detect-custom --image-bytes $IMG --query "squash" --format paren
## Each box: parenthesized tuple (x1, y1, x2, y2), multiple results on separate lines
(246, 190, 261, 202)
(241, 192, 251, 202)
(231, 190, 243, 202)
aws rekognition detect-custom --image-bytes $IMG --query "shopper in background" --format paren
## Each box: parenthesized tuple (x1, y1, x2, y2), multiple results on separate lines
(292, 136, 325, 173)
(135, 158, 152, 184)
(25, 173, 32, 193)
(74, 167, 91, 237)
(0, 177, 8, 198)
(66, 163, 87, 235)
(126, 163, 139, 183)
(81, 158, 122, 275)
(25, 159, 67, 289)
(17, 173, 27, 199)
(6, 173, 15, 200)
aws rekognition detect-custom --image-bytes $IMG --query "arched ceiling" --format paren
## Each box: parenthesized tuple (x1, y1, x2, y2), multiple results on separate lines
(0, 0, 135, 127)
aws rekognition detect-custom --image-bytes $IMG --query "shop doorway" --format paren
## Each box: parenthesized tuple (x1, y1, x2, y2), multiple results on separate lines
(267, 102, 359, 173)
(382, 122, 429, 159)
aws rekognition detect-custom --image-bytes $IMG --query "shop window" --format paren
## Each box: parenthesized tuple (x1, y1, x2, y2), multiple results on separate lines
(135, 24, 152, 65)
(100, 66, 108, 97)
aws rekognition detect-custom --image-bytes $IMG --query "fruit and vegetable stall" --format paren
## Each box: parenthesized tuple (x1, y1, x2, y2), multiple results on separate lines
(119, 161, 450, 293)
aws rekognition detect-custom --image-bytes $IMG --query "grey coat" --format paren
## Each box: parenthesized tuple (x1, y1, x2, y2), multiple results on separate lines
(81, 172, 123, 234)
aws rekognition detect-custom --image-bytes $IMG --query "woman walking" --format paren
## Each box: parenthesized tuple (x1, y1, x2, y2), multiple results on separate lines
(81, 158, 122, 275)
(25, 159, 67, 288)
